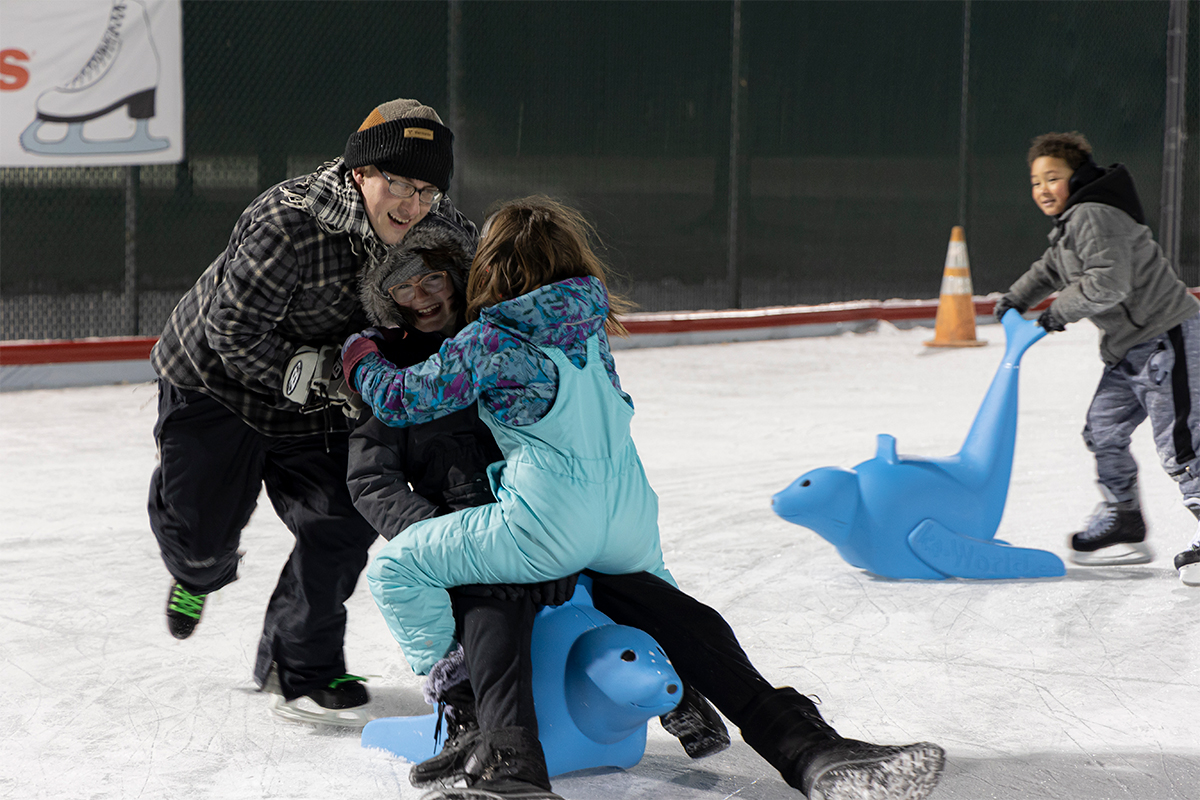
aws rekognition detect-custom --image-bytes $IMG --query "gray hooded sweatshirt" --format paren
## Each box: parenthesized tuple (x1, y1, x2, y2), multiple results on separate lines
(1005, 163, 1198, 365)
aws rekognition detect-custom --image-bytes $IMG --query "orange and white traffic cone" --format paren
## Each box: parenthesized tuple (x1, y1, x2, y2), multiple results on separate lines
(925, 226, 986, 348)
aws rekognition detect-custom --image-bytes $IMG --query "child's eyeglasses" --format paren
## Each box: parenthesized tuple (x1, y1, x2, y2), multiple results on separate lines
(389, 271, 450, 305)
(379, 170, 443, 206)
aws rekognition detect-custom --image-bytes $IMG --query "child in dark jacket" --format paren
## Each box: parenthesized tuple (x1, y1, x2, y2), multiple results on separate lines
(345, 200, 945, 800)
(994, 132, 1200, 584)
(346, 214, 502, 540)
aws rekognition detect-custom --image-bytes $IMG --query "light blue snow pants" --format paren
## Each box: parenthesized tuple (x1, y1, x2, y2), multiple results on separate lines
(367, 335, 673, 675)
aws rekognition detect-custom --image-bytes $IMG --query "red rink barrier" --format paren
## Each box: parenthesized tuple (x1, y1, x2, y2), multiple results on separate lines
(621, 298, 941, 335)
(3, 291, 1196, 375)
(0, 336, 158, 366)
(0, 298, 949, 367)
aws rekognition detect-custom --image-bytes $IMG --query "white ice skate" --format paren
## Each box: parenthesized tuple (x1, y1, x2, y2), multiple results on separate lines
(261, 665, 372, 728)
(267, 692, 372, 728)
(20, 0, 169, 156)
(1070, 542, 1154, 567)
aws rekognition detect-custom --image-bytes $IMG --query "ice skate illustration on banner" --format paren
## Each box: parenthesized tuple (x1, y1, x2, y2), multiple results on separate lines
(772, 309, 1066, 580)
(20, 0, 169, 156)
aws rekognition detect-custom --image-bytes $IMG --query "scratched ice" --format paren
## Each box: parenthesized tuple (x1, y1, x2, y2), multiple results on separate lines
(2, 321, 1196, 800)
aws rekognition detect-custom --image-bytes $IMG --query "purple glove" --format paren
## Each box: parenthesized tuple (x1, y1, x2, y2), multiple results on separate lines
(341, 331, 381, 390)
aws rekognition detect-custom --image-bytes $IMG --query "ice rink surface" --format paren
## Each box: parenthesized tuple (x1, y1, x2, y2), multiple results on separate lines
(2, 320, 1197, 800)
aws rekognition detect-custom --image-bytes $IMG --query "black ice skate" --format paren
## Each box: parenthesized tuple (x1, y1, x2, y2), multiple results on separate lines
(165, 580, 207, 639)
(1069, 497, 1152, 566)
(660, 683, 731, 759)
(1175, 545, 1200, 587)
(1176, 500, 1200, 586)
(263, 664, 372, 728)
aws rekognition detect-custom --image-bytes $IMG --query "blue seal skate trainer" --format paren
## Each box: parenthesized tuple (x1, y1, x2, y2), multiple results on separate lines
(361, 577, 682, 777)
(772, 309, 1065, 580)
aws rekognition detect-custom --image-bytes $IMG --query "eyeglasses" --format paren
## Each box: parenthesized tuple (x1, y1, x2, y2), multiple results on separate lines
(389, 271, 450, 305)
(379, 170, 443, 206)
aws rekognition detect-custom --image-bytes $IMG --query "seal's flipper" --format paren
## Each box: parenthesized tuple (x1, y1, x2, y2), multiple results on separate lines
(908, 519, 1065, 579)
(876, 434, 898, 464)
(1000, 308, 1048, 367)
(361, 713, 440, 762)
(955, 309, 1048, 480)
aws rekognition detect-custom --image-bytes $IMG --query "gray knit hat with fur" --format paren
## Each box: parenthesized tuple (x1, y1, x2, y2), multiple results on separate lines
(343, 98, 454, 190)
(358, 213, 478, 329)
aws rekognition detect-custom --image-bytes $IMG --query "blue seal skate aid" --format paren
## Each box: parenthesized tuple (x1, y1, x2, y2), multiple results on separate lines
(361, 577, 682, 776)
(771, 309, 1065, 580)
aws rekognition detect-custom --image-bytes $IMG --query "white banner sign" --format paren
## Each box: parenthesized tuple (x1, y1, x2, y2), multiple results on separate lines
(0, 0, 183, 167)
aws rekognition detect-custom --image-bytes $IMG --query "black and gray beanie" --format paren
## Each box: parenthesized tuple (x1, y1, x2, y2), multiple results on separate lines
(343, 98, 454, 190)
(358, 213, 478, 328)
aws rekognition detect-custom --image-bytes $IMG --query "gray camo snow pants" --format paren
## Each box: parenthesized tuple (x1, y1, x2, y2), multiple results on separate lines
(1084, 312, 1200, 509)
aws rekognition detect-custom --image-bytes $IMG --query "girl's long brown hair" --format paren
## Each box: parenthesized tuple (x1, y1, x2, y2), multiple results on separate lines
(465, 196, 631, 336)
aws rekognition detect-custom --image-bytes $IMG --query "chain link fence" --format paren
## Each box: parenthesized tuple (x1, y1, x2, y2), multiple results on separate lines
(2, 0, 1196, 339)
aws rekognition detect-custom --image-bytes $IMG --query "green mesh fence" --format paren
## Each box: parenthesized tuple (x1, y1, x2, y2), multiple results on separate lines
(2, 0, 1196, 338)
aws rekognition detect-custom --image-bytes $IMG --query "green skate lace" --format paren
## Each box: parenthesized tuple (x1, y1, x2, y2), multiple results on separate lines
(328, 674, 366, 689)
(168, 585, 207, 619)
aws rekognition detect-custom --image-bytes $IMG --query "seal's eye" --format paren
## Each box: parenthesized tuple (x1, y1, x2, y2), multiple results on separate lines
(621, 650, 636, 662)
(801, 479, 811, 487)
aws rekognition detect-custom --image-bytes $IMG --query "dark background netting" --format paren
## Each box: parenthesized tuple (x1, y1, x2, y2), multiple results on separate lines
(2, 0, 1197, 338)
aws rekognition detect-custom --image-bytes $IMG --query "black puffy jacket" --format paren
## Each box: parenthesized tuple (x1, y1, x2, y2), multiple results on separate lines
(347, 330, 503, 540)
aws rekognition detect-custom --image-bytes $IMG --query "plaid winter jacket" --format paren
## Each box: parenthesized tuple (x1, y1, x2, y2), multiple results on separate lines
(151, 159, 474, 435)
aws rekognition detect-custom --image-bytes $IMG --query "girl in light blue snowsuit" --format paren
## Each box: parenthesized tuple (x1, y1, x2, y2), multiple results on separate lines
(341, 198, 674, 675)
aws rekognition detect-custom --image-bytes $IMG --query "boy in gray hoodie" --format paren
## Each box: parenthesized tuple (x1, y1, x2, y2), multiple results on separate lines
(994, 131, 1200, 585)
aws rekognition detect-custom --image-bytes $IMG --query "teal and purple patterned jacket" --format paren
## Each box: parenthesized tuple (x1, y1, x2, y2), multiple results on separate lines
(352, 276, 630, 428)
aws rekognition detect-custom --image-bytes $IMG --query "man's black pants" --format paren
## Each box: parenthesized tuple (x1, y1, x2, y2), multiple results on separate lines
(148, 381, 379, 700)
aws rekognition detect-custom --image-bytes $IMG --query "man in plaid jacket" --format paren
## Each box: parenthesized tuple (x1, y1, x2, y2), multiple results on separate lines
(148, 97, 476, 726)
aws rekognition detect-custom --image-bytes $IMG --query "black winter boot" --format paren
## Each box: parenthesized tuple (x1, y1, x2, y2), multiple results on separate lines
(737, 687, 945, 799)
(738, 687, 840, 786)
(410, 681, 482, 788)
(800, 739, 945, 800)
(420, 726, 563, 799)
(660, 683, 731, 759)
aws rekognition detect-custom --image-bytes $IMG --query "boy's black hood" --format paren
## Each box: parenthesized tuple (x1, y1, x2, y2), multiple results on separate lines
(1061, 160, 1145, 224)
(357, 212, 477, 329)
